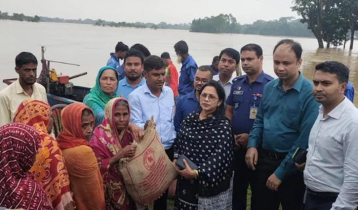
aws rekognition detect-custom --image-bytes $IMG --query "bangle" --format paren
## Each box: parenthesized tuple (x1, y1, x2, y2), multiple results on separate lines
(194, 170, 199, 178)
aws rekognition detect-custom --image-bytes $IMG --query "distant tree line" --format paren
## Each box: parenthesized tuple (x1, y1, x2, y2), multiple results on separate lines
(0, 11, 40, 22)
(93, 19, 190, 30)
(292, 0, 358, 49)
(190, 14, 313, 37)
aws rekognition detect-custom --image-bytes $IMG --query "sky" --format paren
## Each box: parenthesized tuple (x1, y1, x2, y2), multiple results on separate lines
(0, 0, 299, 24)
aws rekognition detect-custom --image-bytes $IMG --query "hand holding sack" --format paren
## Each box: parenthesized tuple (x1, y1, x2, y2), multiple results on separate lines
(119, 117, 178, 205)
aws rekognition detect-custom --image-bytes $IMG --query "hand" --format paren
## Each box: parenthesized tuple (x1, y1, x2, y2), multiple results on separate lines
(177, 159, 196, 179)
(245, 147, 258, 170)
(295, 162, 306, 172)
(128, 123, 144, 140)
(121, 144, 137, 159)
(236, 133, 249, 148)
(144, 120, 156, 130)
(266, 173, 282, 191)
(234, 135, 241, 148)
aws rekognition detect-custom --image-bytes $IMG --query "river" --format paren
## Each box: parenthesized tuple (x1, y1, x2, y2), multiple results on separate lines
(0, 20, 357, 105)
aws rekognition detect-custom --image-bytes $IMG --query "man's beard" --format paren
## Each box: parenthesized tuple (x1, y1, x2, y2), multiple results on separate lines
(127, 75, 141, 81)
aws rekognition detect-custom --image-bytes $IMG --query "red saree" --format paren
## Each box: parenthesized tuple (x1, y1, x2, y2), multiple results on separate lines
(0, 123, 53, 210)
(90, 97, 136, 210)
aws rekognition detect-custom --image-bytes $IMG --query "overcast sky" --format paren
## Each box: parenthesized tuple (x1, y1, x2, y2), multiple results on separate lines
(1, 0, 299, 24)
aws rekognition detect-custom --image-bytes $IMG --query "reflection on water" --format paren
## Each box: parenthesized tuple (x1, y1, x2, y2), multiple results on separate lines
(301, 49, 358, 106)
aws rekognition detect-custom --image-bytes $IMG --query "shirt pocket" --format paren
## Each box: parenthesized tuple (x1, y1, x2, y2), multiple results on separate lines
(281, 109, 301, 128)
(233, 95, 244, 110)
(162, 106, 175, 123)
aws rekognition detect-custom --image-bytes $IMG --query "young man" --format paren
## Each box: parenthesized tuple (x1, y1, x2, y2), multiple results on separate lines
(300, 61, 358, 210)
(245, 39, 320, 210)
(128, 55, 176, 210)
(226, 44, 273, 210)
(213, 48, 240, 100)
(107, 41, 129, 80)
(174, 40, 198, 96)
(209, 55, 220, 75)
(116, 49, 146, 98)
(161, 52, 179, 98)
(0, 52, 47, 126)
(174, 65, 213, 132)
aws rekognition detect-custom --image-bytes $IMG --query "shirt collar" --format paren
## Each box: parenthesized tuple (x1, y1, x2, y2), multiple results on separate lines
(123, 77, 145, 87)
(182, 55, 192, 66)
(188, 90, 199, 101)
(143, 82, 168, 96)
(243, 71, 265, 84)
(15, 79, 35, 95)
(274, 72, 304, 92)
(319, 97, 350, 120)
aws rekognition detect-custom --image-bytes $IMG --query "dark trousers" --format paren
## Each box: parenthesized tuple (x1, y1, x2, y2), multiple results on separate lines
(153, 146, 174, 210)
(255, 149, 305, 210)
(304, 188, 338, 210)
(232, 149, 258, 210)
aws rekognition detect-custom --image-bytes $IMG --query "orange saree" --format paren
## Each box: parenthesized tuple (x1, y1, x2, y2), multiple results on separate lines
(57, 103, 105, 210)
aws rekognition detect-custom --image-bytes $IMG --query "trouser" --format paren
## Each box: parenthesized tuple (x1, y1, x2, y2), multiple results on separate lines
(153, 146, 174, 210)
(255, 148, 305, 210)
(232, 149, 258, 210)
(304, 188, 338, 210)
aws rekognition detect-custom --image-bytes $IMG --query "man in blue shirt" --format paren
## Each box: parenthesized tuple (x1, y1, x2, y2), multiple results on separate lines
(245, 39, 319, 210)
(116, 49, 146, 98)
(128, 55, 175, 210)
(174, 40, 198, 96)
(107, 41, 129, 81)
(226, 44, 273, 210)
(174, 65, 213, 132)
(345, 81, 355, 102)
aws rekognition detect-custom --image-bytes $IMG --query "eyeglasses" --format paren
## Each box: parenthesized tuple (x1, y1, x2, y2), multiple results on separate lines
(194, 78, 209, 84)
(200, 93, 218, 101)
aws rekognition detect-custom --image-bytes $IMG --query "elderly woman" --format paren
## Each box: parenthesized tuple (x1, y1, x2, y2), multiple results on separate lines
(56, 103, 105, 210)
(13, 99, 74, 210)
(0, 123, 53, 210)
(83, 66, 120, 127)
(90, 98, 138, 210)
(174, 80, 234, 210)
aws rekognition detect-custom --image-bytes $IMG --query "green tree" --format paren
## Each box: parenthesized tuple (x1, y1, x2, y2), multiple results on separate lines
(292, 0, 325, 48)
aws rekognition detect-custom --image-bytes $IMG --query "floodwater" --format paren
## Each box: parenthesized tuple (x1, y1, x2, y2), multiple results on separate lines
(0, 20, 357, 105)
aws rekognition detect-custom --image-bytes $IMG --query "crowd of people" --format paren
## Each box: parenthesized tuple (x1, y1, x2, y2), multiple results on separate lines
(0, 38, 357, 210)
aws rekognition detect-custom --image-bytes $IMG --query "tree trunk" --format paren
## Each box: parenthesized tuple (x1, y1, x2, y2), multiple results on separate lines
(326, 36, 331, 48)
(350, 25, 355, 50)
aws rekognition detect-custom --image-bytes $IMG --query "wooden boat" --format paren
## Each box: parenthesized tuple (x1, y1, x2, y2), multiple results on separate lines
(2, 46, 91, 106)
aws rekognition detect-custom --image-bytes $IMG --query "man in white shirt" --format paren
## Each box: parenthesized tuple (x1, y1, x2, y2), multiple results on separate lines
(128, 55, 176, 210)
(298, 61, 358, 210)
(0, 52, 48, 126)
(213, 48, 240, 100)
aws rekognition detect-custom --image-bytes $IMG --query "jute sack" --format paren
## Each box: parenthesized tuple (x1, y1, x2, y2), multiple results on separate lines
(119, 117, 178, 205)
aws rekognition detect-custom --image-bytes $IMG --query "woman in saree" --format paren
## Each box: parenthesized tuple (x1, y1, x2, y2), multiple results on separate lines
(0, 123, 53, 210)
(13, 99, 74, 210)
(56, 103, 105, 210)
(83, 66, 120, 127)
(90, 97, 138, 210)
(174, 80, 234, 210)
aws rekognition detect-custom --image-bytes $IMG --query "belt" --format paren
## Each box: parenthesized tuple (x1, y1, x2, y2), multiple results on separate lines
(307, 188, 339, 198)
(260, 149, 287, 160)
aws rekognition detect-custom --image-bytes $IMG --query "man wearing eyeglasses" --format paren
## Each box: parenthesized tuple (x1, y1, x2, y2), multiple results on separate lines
(214, 48, 241, 100)
(225, 44, 273, 210)
(174, 65, 213, 132)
